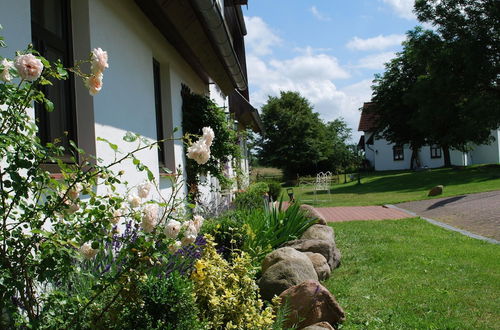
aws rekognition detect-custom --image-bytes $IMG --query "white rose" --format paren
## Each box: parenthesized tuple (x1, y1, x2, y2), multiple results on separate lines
(85, 72, 103, 96)
(186, 139, 210, 165)
(141, 203, 158, 233)
(79, 242, 98, 259)
(68, 202, 80, 214)
(1, 59, 14, 82)
(137, 182, 151, 199)
(68, 183, 83, 200)
(164, 219, 181, 239)
(181, 234, 196, 246)
(168, 240, 182, 253)
(193, 215, 204, 232)
(111, 208, 123, 225)
(14, 54, 43, 81)
(128, 194, 141, 208)
(202, 127, 215, 147)
(91, 47, 109, 74)
(184, 221, 198, 237)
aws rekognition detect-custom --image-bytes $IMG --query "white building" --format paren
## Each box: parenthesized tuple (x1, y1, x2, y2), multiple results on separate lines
(358, 102, 500, 171)
(0, 0, 261, 204)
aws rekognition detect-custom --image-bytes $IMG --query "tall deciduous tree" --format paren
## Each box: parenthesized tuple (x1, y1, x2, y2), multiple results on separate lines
(258, 91, 355, 178)
(372, 0, 500, 167)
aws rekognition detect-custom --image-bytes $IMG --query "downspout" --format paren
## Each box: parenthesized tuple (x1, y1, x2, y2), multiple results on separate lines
(190, 0, 248, 91)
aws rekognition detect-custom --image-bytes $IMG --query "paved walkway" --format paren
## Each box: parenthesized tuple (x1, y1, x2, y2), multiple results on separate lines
(396, 190, 500, 241)
(315, 205, 412, 222)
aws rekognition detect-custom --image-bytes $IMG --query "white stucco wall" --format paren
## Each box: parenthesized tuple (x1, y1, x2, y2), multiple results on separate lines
(0, 0, 31, 58)
(1, 0, 209, 201)
(372, 138, 411, 171)
(87, 0, 207, 198)
(419, 146, 445, 168)
(470, 129, 500, 165)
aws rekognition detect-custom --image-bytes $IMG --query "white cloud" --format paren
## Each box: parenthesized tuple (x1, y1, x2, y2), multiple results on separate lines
(310, 6, 331, 21)
(346, 34, 405, 51)
(355, 52, 396, 70)
(245, 16, 374, 142)
(247, 53, 365, 142)
(381, 0, 416, 20)
(244, 16, 282, 56)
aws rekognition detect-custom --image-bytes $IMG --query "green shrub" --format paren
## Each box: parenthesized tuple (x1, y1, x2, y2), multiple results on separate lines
(267, 181, 282, 201)
(234, 182, 269, 210)
(191, 237, 276, 329)
(139, 272, 205, 329)
(243, 200, 316, 262)
(200, 211, 247, 260)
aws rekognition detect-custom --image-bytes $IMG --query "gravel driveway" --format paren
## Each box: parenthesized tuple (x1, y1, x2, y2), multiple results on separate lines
(397, 190, 500, 241)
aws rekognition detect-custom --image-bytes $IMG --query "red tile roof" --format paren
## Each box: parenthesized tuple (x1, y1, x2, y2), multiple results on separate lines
(358, 102, 379, 132)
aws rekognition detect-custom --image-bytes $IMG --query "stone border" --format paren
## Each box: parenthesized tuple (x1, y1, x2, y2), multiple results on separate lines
(385, 204, 500, 245)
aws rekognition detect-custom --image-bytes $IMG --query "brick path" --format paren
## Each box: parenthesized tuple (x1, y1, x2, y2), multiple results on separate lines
(315, 205, 412, 222)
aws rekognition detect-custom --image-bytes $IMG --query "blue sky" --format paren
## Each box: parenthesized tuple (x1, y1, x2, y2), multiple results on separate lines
(242, 0, 423, 141)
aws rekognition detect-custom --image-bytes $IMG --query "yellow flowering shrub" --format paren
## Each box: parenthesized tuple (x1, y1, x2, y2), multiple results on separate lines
(191, 236, 276, 329)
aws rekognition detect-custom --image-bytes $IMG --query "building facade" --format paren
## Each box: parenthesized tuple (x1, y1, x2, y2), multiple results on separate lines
(358, 102, 500, 171)
(0, 0, 261, 204)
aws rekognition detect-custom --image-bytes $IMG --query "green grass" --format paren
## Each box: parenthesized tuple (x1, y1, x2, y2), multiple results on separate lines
(290, 165, 500, 207)
(325, 218, 500, 329)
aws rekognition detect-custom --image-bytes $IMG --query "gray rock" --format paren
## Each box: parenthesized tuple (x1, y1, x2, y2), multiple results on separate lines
(428, 185, 444, 196)
(302, 322, 335, 330)
(262, 247, 307, 274)
(304, 252, 331, 280)
(279, 280, 345, 329)
(301, 224, 335, 242)
(283, 239, 341, 270)
(259, 249, 318, 301)
(300, 204, 327, 225)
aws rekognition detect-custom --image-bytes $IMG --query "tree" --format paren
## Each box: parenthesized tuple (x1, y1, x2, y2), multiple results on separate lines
(258, 91, 354, 178)
(372, 0, 500, 167)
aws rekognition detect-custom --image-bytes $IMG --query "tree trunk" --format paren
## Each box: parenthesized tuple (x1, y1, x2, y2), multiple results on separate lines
(442, 145, 451, 167)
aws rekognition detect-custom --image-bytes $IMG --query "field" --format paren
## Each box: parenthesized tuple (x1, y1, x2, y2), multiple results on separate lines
(326, 218, 500, 329)
(288, 165, 500, 207)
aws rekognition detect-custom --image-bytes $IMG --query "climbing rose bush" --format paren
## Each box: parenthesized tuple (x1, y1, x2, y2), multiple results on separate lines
(0, 34, 213, 328)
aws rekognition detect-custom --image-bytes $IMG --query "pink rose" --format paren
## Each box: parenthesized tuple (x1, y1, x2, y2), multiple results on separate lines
(14, 54, 43, 81)
(186, 139, 211, 165)
(85, 72, 103, 96)
(1, 59, 14, 82)
(91, 48, 108, 74)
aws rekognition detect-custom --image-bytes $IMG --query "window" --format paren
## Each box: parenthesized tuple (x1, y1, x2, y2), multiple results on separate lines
(31, 0, 75, 156)
(153, 59, 165, 166)
(430, 145, 442, 159)
(393, 145, 404, 161)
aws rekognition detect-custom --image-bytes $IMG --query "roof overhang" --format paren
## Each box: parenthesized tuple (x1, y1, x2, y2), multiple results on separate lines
(135, 0, 247, 95)
(229, 90, 263, 133)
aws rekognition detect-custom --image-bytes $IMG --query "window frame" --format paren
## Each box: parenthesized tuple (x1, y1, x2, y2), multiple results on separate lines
(430, 145, 442, 159)
(153, 58, 166, 167)
(31, 0, 77, 160)
(31, 0, 97, 169)
(393, 145, 404, 161)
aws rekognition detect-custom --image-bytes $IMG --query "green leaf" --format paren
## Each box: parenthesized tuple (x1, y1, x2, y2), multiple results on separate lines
(123, 131, 138, 142)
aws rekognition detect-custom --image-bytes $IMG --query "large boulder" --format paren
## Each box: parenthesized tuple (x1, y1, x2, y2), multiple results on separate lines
(304, 252, 331, 280)
(302, 224, 335, 242)
(302, 322, 335, 330)
(279, 280, 345, 329)
(282, 239, 341, 270)
(428, 185, 444, 196)
(259, 248, 318, 301)
(300, 204, 327, 225)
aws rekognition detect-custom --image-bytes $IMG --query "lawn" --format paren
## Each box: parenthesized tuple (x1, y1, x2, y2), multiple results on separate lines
(290, 165, 500, 207)
(325, 218, 500, 329)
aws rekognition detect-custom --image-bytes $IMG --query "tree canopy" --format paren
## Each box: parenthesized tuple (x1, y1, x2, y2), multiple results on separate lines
(258, 91, 357, 177)
(371, 0, 500, 166)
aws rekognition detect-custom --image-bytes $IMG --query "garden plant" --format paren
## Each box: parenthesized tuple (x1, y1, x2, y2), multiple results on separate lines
(0, 32, 284, 329)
